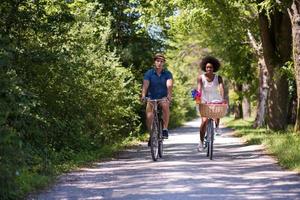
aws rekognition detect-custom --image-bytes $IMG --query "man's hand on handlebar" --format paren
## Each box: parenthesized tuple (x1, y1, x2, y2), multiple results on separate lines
(167, 94, 172, 102)
(141, 96, 147, 103)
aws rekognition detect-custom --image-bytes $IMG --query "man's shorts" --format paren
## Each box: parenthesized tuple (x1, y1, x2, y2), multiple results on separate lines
(146, 98, 169, 113)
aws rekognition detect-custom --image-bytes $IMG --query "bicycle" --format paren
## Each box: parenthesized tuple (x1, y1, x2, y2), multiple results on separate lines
(146, 98, 166, 161)
(204, 118, 215, 160)
(199, 103, 227, 160)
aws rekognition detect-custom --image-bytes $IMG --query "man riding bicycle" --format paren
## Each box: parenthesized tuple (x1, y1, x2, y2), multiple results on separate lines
(141, 53, 173, 146)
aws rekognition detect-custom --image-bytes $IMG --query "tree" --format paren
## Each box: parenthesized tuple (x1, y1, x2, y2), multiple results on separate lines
(257, 0, 292, 130)
(0, 1, 141, 198)
(97, 0, 162, 77)
(288, 0, 300, 132)
(247, 30, 268, 127)
(170, 1, 258, 118)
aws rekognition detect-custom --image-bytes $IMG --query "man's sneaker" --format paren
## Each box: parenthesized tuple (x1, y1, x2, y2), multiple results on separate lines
(162, 129, 169, 139)
(197, 141, 204, 152)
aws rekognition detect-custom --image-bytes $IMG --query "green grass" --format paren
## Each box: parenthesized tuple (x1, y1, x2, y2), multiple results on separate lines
(16, 169, 53, 198)
(17, 136, 144, 199)
(223, 117, 300, 173)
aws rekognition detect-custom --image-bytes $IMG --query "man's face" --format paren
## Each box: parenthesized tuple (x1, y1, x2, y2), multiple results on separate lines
(154, 58, 165, 69)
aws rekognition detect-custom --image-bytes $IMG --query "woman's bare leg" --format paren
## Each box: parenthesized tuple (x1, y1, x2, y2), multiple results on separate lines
(200, 117, 208, 142)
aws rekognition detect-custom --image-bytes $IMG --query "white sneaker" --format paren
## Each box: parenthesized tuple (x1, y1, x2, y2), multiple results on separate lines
(197, 142, 204, 152)
(215, 128, 222, 136)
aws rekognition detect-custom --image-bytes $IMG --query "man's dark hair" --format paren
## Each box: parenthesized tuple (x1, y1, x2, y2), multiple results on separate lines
(200, 56, 221, 72)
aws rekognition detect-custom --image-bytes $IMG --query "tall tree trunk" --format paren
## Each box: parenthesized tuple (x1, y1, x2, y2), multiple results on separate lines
(242, 84, 251, 119)
(257, 5, 292, 131)
(288, 0, 300, 133)
(242, 97, 250, 118)
(224, 78, 230, 116)
(247, 31, 268, 127)
(255, 58, 269, 127)
(234, 84, 243, 119)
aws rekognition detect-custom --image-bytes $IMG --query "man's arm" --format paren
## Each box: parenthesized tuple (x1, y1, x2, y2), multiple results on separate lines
(166, 79, 173, 101)
(141, 79, 149, 101)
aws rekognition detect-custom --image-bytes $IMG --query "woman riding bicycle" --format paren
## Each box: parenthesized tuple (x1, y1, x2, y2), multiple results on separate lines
(197, 56, 226, 151)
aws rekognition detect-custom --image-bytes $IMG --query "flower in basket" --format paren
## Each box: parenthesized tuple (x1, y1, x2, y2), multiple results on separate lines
(191, 89, 201, 104)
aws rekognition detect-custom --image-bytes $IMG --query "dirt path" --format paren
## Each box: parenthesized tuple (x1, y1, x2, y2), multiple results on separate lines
(30, 118, 300, 200)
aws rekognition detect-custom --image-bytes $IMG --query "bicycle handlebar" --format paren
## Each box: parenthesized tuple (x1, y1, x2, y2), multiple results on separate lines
(145, 98, 168, 102)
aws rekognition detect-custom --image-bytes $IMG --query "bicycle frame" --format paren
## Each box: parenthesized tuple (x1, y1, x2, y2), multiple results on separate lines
(147, 98, 165, 161)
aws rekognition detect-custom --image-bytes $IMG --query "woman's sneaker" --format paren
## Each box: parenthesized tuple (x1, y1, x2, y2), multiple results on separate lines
(197, 142, 204, 152)
(215, 128, 222, 136)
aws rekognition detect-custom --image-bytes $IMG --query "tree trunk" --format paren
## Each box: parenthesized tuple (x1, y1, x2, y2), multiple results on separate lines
(254, 58, 269, 128)
(242, 97, 250, 118)
(242, 84, 251, 119)
(288, 0, 300, 133)
(247, 30, 268, 128)
(257, 5, 292, 131)
(224, 78, 230, 116)
(288, 97, 297, 124)
(234, 83, 243, 119)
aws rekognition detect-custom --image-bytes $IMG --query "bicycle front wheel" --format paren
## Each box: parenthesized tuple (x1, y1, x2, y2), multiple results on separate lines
(158, 120, 163, 158)
(150, 120, 159, 161)
(207, 119, 214, 160)
(209, 136, 214, 160)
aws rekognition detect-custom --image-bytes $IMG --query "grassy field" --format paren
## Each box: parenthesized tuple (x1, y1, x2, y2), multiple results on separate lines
(222, 117, 300, 173)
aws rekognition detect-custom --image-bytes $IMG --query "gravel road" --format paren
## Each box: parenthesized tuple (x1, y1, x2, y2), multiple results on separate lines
(30, 118, 300, 200)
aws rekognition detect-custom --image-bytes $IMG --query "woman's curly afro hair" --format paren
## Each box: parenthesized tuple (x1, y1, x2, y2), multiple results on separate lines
(200, 56, 221, 72)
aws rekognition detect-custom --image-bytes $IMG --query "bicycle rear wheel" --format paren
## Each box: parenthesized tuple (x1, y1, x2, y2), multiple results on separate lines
(158, 120, 163, 158)
(209, 135, 214, 160)
(150, 120, 159, 161)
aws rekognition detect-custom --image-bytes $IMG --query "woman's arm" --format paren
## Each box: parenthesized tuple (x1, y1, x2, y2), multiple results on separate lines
(218, 76, 225, 101)
(197, 74, 202, 92)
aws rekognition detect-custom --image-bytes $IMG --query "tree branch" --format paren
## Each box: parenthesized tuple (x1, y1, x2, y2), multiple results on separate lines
(247, 30, 262, 56)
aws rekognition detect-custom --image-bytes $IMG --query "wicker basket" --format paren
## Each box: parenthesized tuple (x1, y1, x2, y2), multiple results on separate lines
(199, 103, 228, 118)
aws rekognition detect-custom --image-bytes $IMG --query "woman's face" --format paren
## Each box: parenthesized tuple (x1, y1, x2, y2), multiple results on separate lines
(205, 63, 214, 74)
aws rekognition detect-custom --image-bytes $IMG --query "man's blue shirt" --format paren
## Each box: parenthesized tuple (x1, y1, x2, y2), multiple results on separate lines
(143, 68, 173, 99)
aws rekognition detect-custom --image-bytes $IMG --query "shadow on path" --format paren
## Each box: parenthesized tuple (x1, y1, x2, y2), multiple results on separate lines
(32, 118, 300, 200)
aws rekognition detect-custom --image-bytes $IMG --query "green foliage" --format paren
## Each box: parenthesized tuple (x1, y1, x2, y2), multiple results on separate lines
(166, 38, 202, 126)
(16, 169, 52, 198)
(100, 0, 162, 78)
(0, 1, 142, 199)
(5, 0, 297, 199)
(0, 69, 26, 199)
(160, 1, 259, 115)
(152, 1, 258, 94)
(280, 61, 296, 98)
(257, 0, 293, 15)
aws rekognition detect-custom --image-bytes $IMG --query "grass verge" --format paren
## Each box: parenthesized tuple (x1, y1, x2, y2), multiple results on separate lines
(21, 135, 145, 199)
(223, 117, 300, 173)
